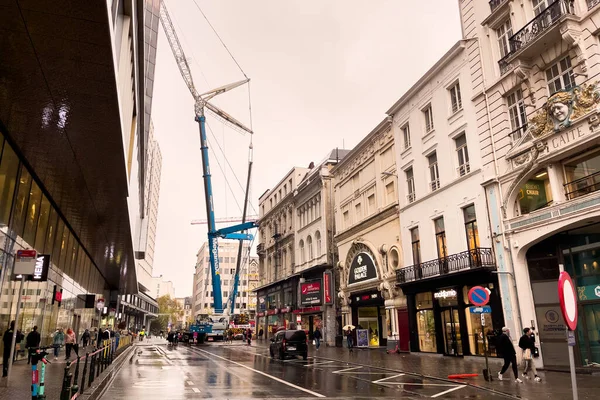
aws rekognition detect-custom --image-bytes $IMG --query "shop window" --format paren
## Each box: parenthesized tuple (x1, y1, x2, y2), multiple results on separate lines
(11, 168, 32, 237)
(0, 141, 19, 227)
(415, 292, 436, 352)
(463, 205, 480, 252)
(410, 227, 421, 265)
(564, 151, 600, 200)
(358, 307, 380, 346)
(518, 170, 553, 214)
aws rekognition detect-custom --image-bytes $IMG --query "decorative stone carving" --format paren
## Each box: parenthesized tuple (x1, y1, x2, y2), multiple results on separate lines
(378, 279, 399, 300)
(338, 289, 351, 306)
(528, 83, 600, 139)
(513, 152, 531, 166)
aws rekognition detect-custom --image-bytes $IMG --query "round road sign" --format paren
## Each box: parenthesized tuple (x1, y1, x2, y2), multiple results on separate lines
(468, 286, 490, 306)
(558, 271, 578, 331)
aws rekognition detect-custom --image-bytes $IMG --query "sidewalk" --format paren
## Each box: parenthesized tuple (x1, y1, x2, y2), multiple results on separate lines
(252, 339, 598, 400)
(0, 338, 137, 400)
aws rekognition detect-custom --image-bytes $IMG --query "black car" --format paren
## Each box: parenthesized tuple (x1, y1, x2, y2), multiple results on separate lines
(269, 330, 308, 360)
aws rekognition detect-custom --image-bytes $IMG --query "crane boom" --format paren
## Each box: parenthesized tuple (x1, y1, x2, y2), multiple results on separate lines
(159, 1, 256, 318)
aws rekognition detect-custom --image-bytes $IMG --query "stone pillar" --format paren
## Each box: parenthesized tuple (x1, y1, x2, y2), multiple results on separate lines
(547, 163, 566, 204)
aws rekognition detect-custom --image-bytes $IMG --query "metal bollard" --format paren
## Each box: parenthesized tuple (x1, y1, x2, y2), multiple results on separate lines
(88, 353, 96, 387)
(60, 361, 73, 400)
(71, 355, 81, 395)
(80, 353, 89, 394)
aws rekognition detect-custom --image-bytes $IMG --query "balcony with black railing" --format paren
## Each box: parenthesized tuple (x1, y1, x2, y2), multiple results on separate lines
(589, 0, 600, 11)
(498, 0, 575, 74)
(564, 171, 600, 200)
(396, 248, 495, 284)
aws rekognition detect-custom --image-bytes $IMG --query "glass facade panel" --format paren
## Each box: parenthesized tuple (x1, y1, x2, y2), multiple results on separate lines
(34, 195, 51, 251)
(417, 310, 437, 352)
(0, 142, 19, 227)
(44, 207, 58, 254)
(518, 171, 552, 213)
(11, 168, 32, 237)
(23, 180, 42, 247)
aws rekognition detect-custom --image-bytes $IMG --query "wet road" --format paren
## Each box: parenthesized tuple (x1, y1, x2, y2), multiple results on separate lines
(101, 342, 516, 399)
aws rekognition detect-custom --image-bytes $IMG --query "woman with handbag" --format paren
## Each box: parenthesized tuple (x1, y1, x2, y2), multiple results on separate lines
(519, 328, 541, 382)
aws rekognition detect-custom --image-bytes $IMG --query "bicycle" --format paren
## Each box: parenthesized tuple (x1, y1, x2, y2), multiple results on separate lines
(386, 333, 401, 354)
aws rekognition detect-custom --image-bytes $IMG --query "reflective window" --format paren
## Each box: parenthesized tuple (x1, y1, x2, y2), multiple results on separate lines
(53, 219, 65, 267)
(34, 195, 51, 251)
(44, 207, 58, 254)
(463, 205, 480, 251)
(58, 226, 69, 272)
(23, 180, 42, 247)
(518, 170, 552, 214)
(0, 142, 19, 227)
(12, 168, 32, 236)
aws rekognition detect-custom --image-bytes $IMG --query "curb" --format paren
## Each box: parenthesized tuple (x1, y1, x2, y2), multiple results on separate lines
(76, 344, 136, 400)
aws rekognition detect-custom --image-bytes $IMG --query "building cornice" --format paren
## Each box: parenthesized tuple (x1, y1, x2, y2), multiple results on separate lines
(386, 40, 467, 116)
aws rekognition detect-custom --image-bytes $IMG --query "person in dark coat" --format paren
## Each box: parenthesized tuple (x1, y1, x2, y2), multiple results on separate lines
(3, 321, 22, 376)
(26, 326, 41, 364)
(519, 328, 541, 381)
(313, 327, 322, 350)
(497, 327, 522, 383)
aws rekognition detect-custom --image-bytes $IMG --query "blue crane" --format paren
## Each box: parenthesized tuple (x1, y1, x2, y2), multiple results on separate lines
(159, 2, 257, 315)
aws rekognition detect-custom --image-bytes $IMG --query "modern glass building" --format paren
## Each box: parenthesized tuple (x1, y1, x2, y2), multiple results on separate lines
(0, 0, 161, 361)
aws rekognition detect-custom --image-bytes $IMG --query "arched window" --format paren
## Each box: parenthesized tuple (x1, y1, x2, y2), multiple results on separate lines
(299, 240, 305, 264)
(307, 235, 313, 261)
(315, 231, 322, 256)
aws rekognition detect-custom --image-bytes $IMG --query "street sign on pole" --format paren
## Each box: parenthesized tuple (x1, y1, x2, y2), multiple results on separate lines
(14, 249, 37, 275)
(558, 265, 578, 400)
(469, 306, 492, 314)
(481, 314, 486, 326)
(468, 286, 490, 307)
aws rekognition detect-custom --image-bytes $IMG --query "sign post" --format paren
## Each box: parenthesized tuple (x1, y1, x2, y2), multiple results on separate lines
(558, 266, 578, 400)
(468, 286, 491, 381)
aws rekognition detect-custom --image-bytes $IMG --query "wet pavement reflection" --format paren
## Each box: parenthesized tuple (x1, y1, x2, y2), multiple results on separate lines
(100, 342, 516, 399)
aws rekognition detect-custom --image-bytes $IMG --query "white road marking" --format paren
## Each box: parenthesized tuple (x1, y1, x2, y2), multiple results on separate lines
(304, 360, 334, 367)
(333, 366, 363, 374)
(187, 381, 194, 385)
(431, 385, 466, 398)
(372, 373, 405, 383)
(191, 388, 201, 393)
(193, 348, 325, 398)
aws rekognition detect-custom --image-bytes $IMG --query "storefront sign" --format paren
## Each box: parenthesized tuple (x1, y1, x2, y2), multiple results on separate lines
(577, 284, 600, 301)
(280, 306, 292, 313)
(267, 308, 279, 315)
(356, 329, 369, 347)
(14, 249, 37, 275)
(537, 306, 567, 340)
(549, 126, 586, 152)
(323, 271, 333, 305)
(301, 280, 322, 306)
(258, 296, 266, 311)
(434, 289, 457, 299)
(353, 291, 381, 305)
(28, 254, 50, 282)
(348, 252, 378, 285)
(293, 306, 322, 314)
(257, 312, 265, 317)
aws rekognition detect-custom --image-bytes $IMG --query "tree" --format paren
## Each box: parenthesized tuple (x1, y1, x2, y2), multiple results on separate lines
(156, 295, 183, 332)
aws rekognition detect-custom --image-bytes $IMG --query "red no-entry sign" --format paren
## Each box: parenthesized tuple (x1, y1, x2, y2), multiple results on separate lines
(558, 271, 578, 331)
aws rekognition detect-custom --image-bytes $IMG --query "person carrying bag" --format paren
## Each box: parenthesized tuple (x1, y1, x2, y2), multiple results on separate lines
(519, 328, 541, 382)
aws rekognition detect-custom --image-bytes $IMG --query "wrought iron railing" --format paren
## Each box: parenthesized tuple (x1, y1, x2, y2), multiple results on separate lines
(457, 162, 471, 177)
(430, 179, 440, 192)
(588, 0, 600, 11)
(498, 54, 512, 75)
(508, 124, 528, 143)
(396, 248, 495, 284)
(489, 0, 508, 13)
(407, 193, 416, 203)
(564, 171, 600, 200)
(508, 0, 574, 54)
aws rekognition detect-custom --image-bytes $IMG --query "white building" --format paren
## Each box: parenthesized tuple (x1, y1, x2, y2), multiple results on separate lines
(334, 119, 403, 350)
(463, 0, 600, 369)
(151, 276, 175, 299)
(192, 240, 254, 316)
(175, 297, 193, 329)
(388, 40, 499, 357)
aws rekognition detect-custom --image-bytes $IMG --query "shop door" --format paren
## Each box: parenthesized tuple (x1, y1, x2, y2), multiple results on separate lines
(441, 308, 462, 356)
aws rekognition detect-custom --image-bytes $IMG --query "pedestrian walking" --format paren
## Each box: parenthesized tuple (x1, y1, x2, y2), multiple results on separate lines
(82, 329, 90, 347)
(64, 328, 76, 359)
(345, 328, 354, 353)
(26, 326, 41, 364)
(3, 321, 22, 376)
(519, 328, 541, 382)
(497, 327, 522, 383)
(246, 328, 252, 346)
(313, 327, 322, 350)
(52, 328, 65, 360)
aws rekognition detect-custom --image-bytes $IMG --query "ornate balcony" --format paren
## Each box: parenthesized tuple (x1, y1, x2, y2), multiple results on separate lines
(509, 1, 574, 53)
(564, 171, 600, 200)
(396, 248, 495, 284)
(588, 0, 600, 11)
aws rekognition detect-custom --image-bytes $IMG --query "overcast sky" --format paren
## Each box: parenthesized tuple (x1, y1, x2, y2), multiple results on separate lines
(150, 0, 462, 297)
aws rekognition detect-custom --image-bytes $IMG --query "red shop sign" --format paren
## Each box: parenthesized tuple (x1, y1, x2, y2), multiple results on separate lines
(323, 271, 332, 305)
(293, 306, 322, 314)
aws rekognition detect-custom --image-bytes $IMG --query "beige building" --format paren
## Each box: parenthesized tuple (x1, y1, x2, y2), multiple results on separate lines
(334, 118, 403, 349)
(151, 276, 175, 299)
(192, 240, 253, 316)
(175, 297, 193, 329)
(463, 0, 600, 369)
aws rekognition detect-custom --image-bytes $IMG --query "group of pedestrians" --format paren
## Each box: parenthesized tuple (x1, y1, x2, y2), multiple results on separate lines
(497, 326, 542, 383)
